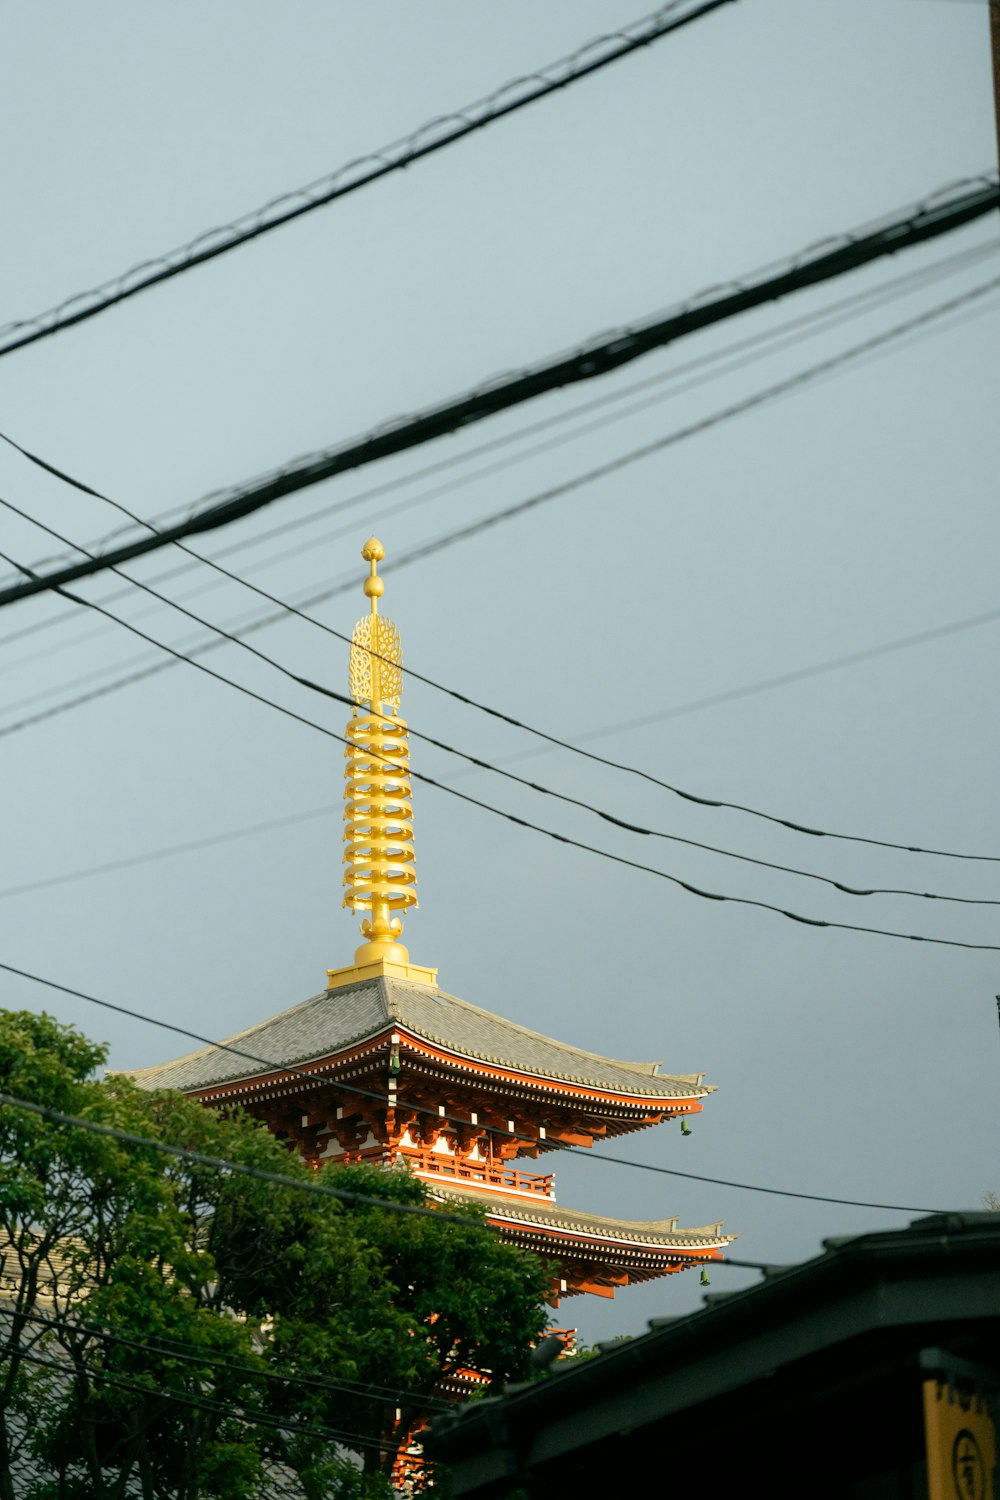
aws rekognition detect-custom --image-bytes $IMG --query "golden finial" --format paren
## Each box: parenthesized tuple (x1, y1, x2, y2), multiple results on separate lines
(362, 536, 384, 594)
(349, 538, 402, 712)
(341, 538, 417, 969)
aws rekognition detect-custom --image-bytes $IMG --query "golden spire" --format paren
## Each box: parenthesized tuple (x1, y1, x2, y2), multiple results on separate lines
(340, 538, 419, 971)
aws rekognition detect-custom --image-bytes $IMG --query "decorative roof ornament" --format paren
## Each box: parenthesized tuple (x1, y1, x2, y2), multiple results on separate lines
(338, 539, 428, 983)
(348, 538, 403, 711)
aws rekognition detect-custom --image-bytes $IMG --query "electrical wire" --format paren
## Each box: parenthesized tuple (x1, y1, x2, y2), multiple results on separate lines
(5, 492, 997, 912)
(0, 958, 951, 1215)
(6, 597, 1000, 879)
(0, 172, 996, 607)
(14, 578, 993, 865)
(4, 538, 999, 952)
(4, 1342, 396, 1455)
(558, 601, 1000, 745)
(6, 235, 998, 743)
(0, 1087, 496, 1231)
(0, 804, 338, 900)
(6, 233, 997, 699)
(0, 552, 998, 917)
(7, 232, 996, 598)
(3, 1306, 453, 1413)
(0, 0, 733, 362)
(4, 276, 1000, 881)
(703, 1256, 782, 1272)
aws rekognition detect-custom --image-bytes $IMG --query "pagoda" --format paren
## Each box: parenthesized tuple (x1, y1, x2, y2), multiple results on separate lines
(129, 538, 732, 1301)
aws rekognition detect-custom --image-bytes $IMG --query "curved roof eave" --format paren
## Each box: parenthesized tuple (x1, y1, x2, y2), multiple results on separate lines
(119, 976, 714, 1103)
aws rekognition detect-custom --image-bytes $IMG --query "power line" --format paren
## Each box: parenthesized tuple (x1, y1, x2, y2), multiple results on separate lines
(4, 1306, 453, 1414)
(5, 236, 997, 734)
(0, 0, 733, 362)
(712, 1256, 784, 1272)
(5, 276, 1000, 882)
(560, 601, 1000, 744)
(0, 1087, 496, 1231)
(1, 540, 997, 916)
(6, 492, 997, 912)
(0, 958, 952, 1214)
(6, 233, 997, 705)
(1, 172, 995, 608)
(4, 538, 999, 951)
(0, 641, 196, 737)
(4, 1342, 396, 1456)
(303, 696, 1000, 908)
(0, 804, 338, 900)
(7, 232, 996, 593)
(5, 594, 1000, 884)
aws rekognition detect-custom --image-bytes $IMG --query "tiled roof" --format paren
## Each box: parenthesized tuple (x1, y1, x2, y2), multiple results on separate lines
(432, 1183, 733, 1252)
(123, 977, 712, 1102)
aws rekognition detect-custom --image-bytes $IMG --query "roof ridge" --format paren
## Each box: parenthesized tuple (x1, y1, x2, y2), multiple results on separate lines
(382, 975, 405, 1024)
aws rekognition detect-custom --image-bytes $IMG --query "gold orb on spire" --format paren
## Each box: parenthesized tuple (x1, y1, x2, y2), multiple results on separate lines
(361, 537, 385, 600)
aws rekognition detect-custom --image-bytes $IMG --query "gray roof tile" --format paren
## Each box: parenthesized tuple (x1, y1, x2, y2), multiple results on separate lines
(123, 977, 712, 1101)
(432, 1184, 733, 1250)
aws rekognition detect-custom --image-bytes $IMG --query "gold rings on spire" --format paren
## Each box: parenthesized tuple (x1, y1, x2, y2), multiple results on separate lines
(343, 717, 417, 925)
(342, 539, 417, 966)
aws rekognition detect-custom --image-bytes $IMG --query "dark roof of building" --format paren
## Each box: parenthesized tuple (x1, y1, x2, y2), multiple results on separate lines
(432, 1182, 731, 1252)
(123, 976, 712, 1101)
(427, 1211, 1000, 1497)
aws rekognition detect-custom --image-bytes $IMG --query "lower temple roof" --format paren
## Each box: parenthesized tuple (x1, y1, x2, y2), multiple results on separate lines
(431, 1182, 732, 1256)
(122, 975, 713, 1104)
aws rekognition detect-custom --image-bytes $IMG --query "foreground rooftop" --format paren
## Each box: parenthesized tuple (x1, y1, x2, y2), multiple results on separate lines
(427, 1211, 1000, 1496)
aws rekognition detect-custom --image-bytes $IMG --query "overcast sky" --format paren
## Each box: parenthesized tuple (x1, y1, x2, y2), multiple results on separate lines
(1, 0, 998, 1344)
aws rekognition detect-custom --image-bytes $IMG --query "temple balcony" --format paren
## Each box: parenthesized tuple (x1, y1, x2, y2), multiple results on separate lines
(398, 1143, 555, 1202)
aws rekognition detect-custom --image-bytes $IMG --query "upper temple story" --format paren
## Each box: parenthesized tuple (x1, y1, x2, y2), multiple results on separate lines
(116, 972, 730, 1298)
(116, 539, 733, 1302)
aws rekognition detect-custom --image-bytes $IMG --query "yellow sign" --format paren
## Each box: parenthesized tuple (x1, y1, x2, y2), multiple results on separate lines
(924, 1378, 997, 1500)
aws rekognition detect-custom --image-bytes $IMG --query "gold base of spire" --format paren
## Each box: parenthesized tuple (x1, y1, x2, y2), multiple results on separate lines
(325, 954, 439, 992)
(354, 933, 410, 966)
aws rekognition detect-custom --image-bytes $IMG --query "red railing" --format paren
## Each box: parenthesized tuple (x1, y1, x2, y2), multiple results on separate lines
(399, 1144, 553, 1198)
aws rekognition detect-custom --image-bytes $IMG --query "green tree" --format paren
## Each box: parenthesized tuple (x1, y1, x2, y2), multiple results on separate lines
(0, 1010, 549, 1498)
(0, 1008, 287, 1498)
(244, 1161, 550, 1493)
